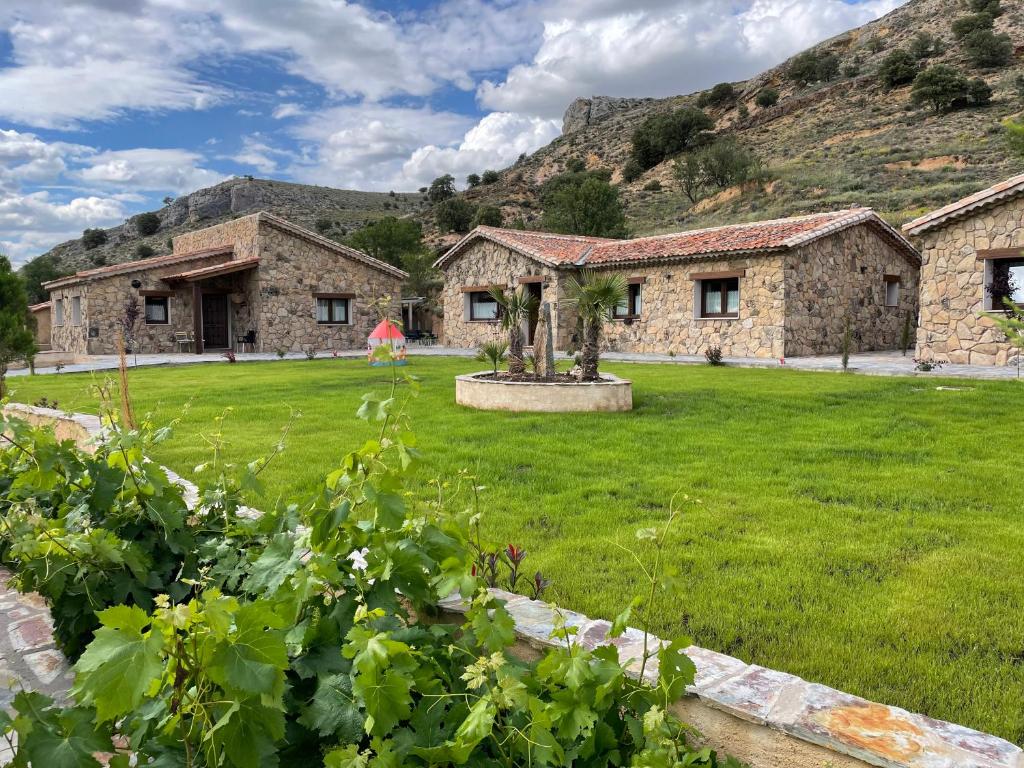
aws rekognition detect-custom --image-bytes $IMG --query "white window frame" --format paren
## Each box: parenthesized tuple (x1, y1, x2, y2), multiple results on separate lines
(884, 278, 899, 308)
(54, 298, 64, 327)
(70, 296, 82, 326)
(144, 296, 171, 325)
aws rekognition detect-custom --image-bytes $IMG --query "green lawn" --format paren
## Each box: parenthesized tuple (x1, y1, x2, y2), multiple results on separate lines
(7, 358, 1024, 743)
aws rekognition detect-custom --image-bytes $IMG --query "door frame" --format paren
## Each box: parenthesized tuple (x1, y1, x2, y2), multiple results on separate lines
(198, 290, 232, 352)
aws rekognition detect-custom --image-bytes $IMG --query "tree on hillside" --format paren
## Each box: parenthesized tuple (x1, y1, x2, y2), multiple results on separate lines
(787, 51, 839, 86)
(630, 107, 714, 170)
(952, 12, 994, 40)
(540, 171, 628, 238)
(82, 228, 107, 250)
(878, 50, 919, 88)
(911, 65, 990, 113)
(963, 29, 1012, 68)
(673, 138, 763, 204)
(427, 174, 456, 203)
(133, 212, 161, 236)
(19, 254, 68, 304)
(969, 0, 1001, 15)
(347, 217, 424, 267)
(697, 82, 736, 108)
(465, 173, 481, 188)
(471, 205, 503, 228)
(0, 255, 37, 398)
(435, 198, 476, 234)
(481, 169, 500, 184)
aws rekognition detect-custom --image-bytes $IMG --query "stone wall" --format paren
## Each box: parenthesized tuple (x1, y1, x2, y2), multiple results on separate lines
(171, 214, 262, 259)
(30, 306, 51, 350)
(598, 256, 786, 358)
(50, 252, 232, 355)
(913, 196, 1024, 366)
(439, 241, 572, 350)
(784, 225, 920, 356)
(253, 220, 402, 353)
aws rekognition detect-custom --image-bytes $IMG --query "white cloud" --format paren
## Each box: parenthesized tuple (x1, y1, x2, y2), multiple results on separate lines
(231, 135, 298, 175)
(479, 0, 903, 118)
(0, 129, 92, 189)
(77, 148, 226, 193)
(272, 103, 304, 120)
(403, 112, 560, 187)
(0, 191, 127, 265)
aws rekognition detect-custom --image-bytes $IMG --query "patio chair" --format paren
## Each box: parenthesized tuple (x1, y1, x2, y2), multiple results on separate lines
(236, 329, 257, 353)
(174, 331, 194, 353)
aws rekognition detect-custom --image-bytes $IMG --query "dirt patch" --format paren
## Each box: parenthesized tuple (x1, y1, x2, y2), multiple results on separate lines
(884, 155, 967, 172)
(823, 126, 891, 147)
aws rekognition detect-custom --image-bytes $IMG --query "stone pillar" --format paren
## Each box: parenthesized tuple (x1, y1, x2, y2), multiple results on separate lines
(535, 302, 556, 378)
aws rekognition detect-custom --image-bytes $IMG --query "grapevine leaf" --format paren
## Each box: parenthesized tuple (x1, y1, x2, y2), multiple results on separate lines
(12, 694, 109, 768)
(298, 673, 364, 743)
(245, 533, 301, 595)
(209, 699, 285, 768)
(449, 694, 495, 762)
(355, 668, 413, 737)
(72, 605, 163, 722)
(470, 601, 515, 653)
(657, 638, 697, 703)
(209, 603, 288, 695)
(324, 745, 369, 768)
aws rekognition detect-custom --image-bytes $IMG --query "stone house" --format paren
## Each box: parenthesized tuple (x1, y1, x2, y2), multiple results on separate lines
(903, 173, 1024, 366)
(44, 211, 406, 355)
(28, 302, 51, 351)
(435, 209, 920, 358)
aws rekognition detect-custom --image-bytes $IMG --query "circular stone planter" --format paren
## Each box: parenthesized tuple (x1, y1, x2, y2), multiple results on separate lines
(455, 372, 632, 413)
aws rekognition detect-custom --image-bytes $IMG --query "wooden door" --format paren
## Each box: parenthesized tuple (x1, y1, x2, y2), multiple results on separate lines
(202, 293, 229, 349)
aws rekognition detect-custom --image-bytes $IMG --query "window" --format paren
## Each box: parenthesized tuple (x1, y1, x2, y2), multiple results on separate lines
(144, 296, 169, 324)
(699, 277, 740, 318)
(989, 259, 1024, 309)
(468, 291, 498, 321)
(613, 283, 643, 319)
(316, 297, 350, 324)
(54, 299, 64, 326)
(884, 277, 900, 308)
(71, 296, 82, 326)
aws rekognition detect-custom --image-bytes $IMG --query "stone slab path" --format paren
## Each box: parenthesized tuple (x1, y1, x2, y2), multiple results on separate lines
(7, 347, 1023, 381)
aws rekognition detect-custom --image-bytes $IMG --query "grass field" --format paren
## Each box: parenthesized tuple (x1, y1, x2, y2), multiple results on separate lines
(7, 357, 1024, 743)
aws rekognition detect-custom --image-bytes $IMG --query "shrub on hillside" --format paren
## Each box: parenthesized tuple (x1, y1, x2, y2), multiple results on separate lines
(674, 138, 763, 204)
(435, 197, 476, 233)
(697, 82, 737, 108)
(622, 157, 644, 182)
(643, 179, 662, 192)
(951, 12, 994, 40)
(909, 31, 944, 60)
(481, 169, 500, 184)
(540, 170, 628, 238)
(969, 0, 1001, 16)
(756, 88, 779, 108)
(133, 212, 160, 236)
(963, 29, 1013, 68)
(630, 107, 714, 170)
(466, 172, 481, 188)
(81, 228, 107, 250)
(878, 49, 919, 88)
(471, 205, 503, 228)
(348, 216, 424, 266)
(564, 157, 586, 173)
(135, 244, 154, 259)
(314, 216, 333, 234)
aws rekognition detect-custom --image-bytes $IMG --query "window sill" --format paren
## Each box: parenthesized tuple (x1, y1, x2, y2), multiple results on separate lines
(467, 319, 499, 323)
(611, 316, 641, 322)
(317, 322, 351, 327)
(145, 322, 170, 326)
(696, 315, 739, 321)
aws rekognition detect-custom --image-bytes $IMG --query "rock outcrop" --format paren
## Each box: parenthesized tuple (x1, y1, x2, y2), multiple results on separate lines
(562, 96, 652, 134)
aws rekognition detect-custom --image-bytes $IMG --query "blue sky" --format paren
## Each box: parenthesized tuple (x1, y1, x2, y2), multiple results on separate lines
(0, 0, 903, 265)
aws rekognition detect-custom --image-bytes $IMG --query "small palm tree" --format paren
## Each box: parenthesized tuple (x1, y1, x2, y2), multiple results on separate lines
(476, 340, 508, 375)
(489, 286, 537, 376)
(564, 272, 627, 381)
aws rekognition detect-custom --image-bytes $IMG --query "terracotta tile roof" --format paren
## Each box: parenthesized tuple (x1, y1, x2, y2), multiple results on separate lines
(586, 209, 919, 265)
(43, 246, 234, 290)
(434, 227, 616, 269)
(28, 302, 51, 312)
(163, 257, 260, 283)
(437, 209, 918, 270)
(902, 172, 1024, 236)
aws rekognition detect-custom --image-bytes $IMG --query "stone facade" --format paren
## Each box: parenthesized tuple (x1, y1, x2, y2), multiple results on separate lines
(912, 195, 1024, 366)
(440, 223, 919, 358)
(440, 241, 575, 350)
(46, 213, 403, 355)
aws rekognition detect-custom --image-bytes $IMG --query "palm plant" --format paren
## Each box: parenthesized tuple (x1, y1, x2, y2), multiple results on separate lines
(476, 340, 508, 375)
(564, 271, 627, 381)
(488, 286, 537, 375)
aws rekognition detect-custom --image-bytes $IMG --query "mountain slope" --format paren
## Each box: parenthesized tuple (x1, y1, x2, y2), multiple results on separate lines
(33, 177, 424, 277)
(431, 0, 1024, 245)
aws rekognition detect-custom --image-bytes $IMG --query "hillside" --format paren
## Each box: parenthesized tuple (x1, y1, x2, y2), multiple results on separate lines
(31, 177, 423, 278)
(427, 0, 1024, 246)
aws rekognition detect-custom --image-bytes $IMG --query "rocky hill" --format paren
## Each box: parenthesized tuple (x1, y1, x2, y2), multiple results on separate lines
(424, 0, 1024, 246)
(34, 177, 424, 276)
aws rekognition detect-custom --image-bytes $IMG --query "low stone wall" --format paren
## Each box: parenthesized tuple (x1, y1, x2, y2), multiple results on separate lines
(2, 404, 1021, 768)
(455, 372, 633, 412)
(438, 590, 1021, 768)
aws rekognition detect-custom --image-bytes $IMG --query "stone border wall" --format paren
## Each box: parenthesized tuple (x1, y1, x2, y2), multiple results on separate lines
(2, 404, 1021, 768)
(455, 372, 633, 412)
